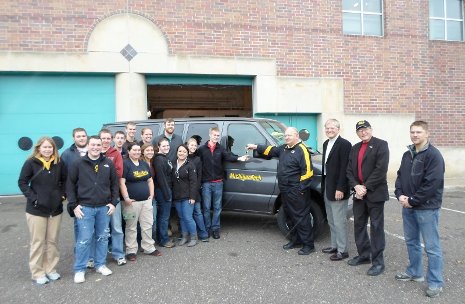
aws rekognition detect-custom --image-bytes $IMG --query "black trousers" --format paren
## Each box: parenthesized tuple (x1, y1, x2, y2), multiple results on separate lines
(282, 189, 314, 247)
(353, 198, 386, 266)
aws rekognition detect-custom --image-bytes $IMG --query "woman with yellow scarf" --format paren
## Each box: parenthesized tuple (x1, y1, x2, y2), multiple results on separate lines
(18, 137, 66, 285)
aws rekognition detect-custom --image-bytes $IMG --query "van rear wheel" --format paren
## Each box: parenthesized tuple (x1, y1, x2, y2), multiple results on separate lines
(276, 200, 324, 240)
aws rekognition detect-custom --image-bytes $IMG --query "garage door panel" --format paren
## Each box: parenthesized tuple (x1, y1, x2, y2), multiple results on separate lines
(0, 74, 115, 195)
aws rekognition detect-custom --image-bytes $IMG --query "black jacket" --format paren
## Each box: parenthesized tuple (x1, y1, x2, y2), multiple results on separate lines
(256, 141, 313, 193)
(66, 154, 119, 215)
(61, 143, 82, 171)
(322, 136, 352, 200)
(394, 143, 444, 209)
(347, 136, 389, 202)
(172, 159, 198, 201)
(198, 141, 238, 182)
(188, 153, 202, 202)
(152, 153, 173, 201)
(152, 134, 184, 163)
(18, 157, 66, 217)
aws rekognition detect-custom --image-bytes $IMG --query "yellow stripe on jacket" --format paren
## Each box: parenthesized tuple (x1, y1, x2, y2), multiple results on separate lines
(299, 143, 313, 181)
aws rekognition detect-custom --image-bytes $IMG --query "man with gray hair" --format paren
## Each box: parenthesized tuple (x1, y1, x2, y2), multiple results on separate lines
(321, 119, 352, 261)
(247, 127, 315, 255)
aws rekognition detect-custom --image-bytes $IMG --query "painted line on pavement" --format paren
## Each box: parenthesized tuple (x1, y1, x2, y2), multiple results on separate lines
(389, 196, 465, 215)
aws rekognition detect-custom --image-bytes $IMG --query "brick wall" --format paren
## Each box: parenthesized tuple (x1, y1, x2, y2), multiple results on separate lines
(1, 0, 464, 146)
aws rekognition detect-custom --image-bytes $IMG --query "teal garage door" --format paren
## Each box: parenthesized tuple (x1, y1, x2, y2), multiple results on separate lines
(254, 113, 319, 151)
(0, 74, 115, 195)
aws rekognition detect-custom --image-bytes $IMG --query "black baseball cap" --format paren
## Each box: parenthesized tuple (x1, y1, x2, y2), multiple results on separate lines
(356, 120, 371, 130)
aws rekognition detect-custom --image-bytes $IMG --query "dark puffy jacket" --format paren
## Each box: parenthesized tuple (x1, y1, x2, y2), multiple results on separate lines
(152, 153, 173, 201)
(188, 153, 202, 202)
(394, 143, 445, 209)
(197, 141, 238, 182)
(257, 141, 313, 193)
(172, 159, 197, 201)
(18, 157, 66, 217)
(66, 154, 119, 215)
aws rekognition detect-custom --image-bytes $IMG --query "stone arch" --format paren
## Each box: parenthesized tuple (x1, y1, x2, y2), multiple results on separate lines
(86, 12, 169, 56)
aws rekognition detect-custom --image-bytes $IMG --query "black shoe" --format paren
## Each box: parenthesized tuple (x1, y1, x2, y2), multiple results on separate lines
(212, 230, 220, 239)
(347, 256, 371, 266)
(330, 252, 349, 261)
(367, 265, 385, 276)
(298, 246, 315, 255)
(283, 241, 302, 250)
(322, 247, 337, 254)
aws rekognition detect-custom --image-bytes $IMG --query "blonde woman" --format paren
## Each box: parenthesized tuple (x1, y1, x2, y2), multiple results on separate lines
(18, 137, 66, 285)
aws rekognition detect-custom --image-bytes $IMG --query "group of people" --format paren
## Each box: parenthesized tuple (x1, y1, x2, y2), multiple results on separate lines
(18, 117, 445, 298)
(247, 119, 445, 298)
(18, 118, 248, 285)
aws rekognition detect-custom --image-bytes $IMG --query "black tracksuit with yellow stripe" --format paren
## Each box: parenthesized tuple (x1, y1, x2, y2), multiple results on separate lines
(256, 141, 315, 246)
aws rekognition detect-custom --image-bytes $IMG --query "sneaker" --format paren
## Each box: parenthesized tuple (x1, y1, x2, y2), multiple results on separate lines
(96, 265, 113, 276)
(117, 257, 127, 266)
(74, 271, 85, 284)
(426, 287, 443, 298)
(46, 272, 61, 281)
(161, 240, 176, 248)
(147, 249, 162, 256)
(35, 276, 49, 285)
(86, 259, 95, 269)
(395, 272, 424, 282)
(200, 237, 209, 242)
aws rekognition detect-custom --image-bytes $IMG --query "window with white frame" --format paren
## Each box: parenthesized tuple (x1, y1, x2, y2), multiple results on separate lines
(429, 0, 464, 41)
(342, 0, 384, 36)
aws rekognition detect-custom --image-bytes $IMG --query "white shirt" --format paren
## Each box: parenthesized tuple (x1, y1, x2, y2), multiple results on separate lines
(324, 135, 339, 175)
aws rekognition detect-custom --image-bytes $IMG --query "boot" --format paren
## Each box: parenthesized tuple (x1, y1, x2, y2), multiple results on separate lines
(187, 234, 197, 247)
(178, 233, 188, 246)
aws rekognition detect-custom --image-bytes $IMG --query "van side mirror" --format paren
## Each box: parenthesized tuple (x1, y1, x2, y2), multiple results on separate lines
(299, 129, 310, 141)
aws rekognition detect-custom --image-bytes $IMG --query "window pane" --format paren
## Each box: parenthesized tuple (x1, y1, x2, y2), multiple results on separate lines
(364, 14, 383, 35)
(364, 0, 382, 13)
(227, 124, 267, 156)
(447, 20, 464, 40)
(446, 0, 463, 19)
(430, 19, 446, 39)
(343, 0, 361, 12)
(185, 123, 218, 146)
(343, 12, 362, 34)
(429, 0, 445, 17)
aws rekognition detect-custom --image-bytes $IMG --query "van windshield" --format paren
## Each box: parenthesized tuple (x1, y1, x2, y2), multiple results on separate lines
(259, 120, 287, 145)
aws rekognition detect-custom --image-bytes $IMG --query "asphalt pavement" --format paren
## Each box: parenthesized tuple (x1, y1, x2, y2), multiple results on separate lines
(0, 188, 464, 304)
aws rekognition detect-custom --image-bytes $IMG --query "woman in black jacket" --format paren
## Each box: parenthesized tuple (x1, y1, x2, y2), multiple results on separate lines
(172, 144, 198, 247)
(18, 137, 66, 285)
(152, 138, 175, 248)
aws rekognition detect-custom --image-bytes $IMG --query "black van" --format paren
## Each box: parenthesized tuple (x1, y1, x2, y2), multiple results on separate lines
(104, 117, 330, 238)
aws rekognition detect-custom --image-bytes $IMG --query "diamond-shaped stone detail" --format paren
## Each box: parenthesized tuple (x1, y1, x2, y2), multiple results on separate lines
(120, 44, 138, 61)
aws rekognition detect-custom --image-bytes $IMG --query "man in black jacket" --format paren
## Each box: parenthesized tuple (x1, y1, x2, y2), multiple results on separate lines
(247, 127, 315, 255)
(198, 127, 248, 239)
(321, 119, 352, 261)
(67, 136, 119, 283)
(152, 118, 183, 163)
(394, 121, 445, 298)
(346, 120, 389, 276)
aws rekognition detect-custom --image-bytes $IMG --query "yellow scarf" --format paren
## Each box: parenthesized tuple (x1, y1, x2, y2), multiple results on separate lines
(37, 156, 55, 170)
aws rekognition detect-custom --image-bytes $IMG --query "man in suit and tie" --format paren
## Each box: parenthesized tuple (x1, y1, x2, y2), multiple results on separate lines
(321, 119, 352, 261)
(346, 120, 389, 276)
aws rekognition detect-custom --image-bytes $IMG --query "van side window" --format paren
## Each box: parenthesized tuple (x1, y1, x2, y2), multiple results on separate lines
(186, 123, 218, 146)
(227, 123, 268, 155)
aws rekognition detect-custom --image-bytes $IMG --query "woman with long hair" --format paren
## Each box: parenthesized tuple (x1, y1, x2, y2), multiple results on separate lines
(153, 138, 175, 248)
(120, 142, 161, 261)
(18, 137, 66, 284)
(186, 137, 209, 241)
(141, 143, 157, 237)
(172, 144, 199, 247)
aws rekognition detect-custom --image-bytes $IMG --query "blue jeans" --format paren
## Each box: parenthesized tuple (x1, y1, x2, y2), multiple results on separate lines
(193, 201, 208, 239)
(402, 208, 444, 288)
(74, 206, 111, 272)
(201, 181, 223, 232)
(155, 188, 172, 245)
(174, 199, 196, 235)
(89, 201, 124, 261)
